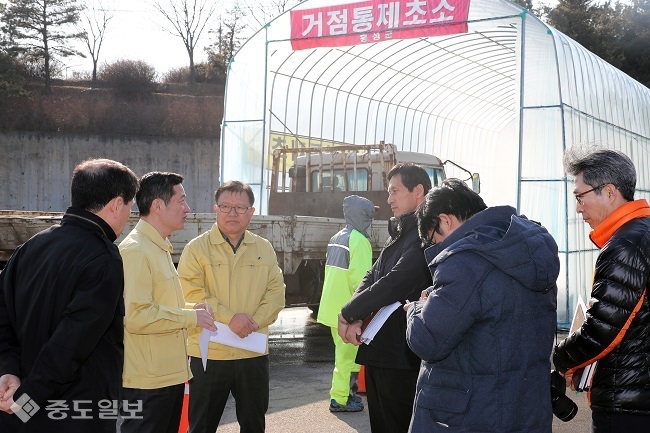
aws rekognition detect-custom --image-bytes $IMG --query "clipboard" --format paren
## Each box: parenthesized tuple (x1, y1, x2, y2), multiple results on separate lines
(358, 301, 401, 345)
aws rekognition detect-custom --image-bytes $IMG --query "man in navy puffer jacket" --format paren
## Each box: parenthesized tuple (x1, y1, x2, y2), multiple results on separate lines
(406, 179, 559, 433)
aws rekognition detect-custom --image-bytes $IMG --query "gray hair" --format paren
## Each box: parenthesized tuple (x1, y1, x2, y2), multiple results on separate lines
(563, 144, 636, 201)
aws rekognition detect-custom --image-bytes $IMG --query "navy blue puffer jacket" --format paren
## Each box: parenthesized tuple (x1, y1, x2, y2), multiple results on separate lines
(406, 206, 559, 433)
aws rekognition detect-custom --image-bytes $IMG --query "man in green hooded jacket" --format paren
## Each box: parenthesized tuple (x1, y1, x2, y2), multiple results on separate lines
(317, 195, 375, 412)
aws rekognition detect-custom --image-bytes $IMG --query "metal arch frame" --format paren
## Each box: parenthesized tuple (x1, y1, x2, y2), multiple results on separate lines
(413, 34, 517, 148)
(394, 33, 513, 141)
(270, 49, 317, 144)
(221, 0, 650, 327)
(415, 29, 518, 129)
(343, 43, 407, 144)
(262, 17, 520, 154)
(224, 0, 650, 176)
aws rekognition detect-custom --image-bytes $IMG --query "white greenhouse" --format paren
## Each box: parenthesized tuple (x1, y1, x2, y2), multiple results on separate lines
(220, 0, 650, 325)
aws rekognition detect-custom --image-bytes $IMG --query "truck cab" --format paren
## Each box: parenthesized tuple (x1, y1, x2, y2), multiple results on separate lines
(269, 142, 448, 220)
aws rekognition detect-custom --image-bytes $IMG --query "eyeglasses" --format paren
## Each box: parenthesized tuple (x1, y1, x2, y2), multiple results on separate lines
(422, 233, 437, 248)
(217, 204, 250, 214)
(420, 221, 439, 247)
(574, 184, 606, 205)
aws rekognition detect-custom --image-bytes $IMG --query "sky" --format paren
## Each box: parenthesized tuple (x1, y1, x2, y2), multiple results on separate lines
(67, 0, 558, 79)
(2, 0, 558, 79)
(63, 0, 298, 79)
(65, 0, 226, 79)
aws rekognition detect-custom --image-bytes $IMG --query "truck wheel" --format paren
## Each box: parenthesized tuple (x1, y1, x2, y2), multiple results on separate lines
(308, 304, 320, 316)
(299, 260, 324, 316)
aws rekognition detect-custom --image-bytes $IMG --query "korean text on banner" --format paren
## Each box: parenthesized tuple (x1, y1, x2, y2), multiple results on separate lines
(290, 0, 471, 50)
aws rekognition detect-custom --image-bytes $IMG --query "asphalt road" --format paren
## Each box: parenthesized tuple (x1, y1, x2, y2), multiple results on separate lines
(213, 308, 592, 433)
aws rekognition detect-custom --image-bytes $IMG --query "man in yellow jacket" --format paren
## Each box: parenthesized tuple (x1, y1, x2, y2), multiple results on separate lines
(317, 195, 375, 412)
(178, 180, 285, 433)
(119, 172, 216, 433)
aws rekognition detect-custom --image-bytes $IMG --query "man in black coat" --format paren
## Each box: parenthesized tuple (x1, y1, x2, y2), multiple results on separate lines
(553, 146, 650, 432)
(0, 158, 138, 433)
(338, 163, 432, 433)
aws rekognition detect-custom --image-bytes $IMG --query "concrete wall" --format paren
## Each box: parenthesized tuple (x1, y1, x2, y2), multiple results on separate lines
(0, 131, 220, 213)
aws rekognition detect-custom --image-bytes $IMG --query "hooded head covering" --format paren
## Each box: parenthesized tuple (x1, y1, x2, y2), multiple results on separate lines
(343, 195, 376, 237)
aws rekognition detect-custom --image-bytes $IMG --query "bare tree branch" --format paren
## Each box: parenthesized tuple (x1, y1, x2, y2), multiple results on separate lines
(152, 0, 219, 83)
(238, 0, 300, 32)
(76, 0, 113, 84)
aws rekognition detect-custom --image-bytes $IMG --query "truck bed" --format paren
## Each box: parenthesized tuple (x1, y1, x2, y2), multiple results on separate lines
(0, 211, 390, 268)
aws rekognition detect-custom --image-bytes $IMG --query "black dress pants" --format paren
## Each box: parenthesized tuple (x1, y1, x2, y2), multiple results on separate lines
(118, 383, 185, 433)
(188, 355, 269, 433)
(364, 365, 418, 433)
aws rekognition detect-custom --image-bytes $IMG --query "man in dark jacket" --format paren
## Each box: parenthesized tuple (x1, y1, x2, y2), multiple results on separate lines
(553, 146, 650, 432)
(0, 159, 138, 433)
(338, 163, 432, 433)
(406, 179, 559, 433)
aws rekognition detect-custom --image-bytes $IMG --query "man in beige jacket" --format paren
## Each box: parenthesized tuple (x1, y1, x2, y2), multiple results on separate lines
(179, 180, 285, 433)
(119, 172, 216, 433)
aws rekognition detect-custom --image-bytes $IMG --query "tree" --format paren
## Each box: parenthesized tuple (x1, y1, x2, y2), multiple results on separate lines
(511, 0, 535, 13)
(205, 3, 246, 83)
(99, 59, 157, 97)
(591, 1, 625, 69)
(544, 0, 625, 70)
(509, 0, 546, 20)
(77, 0, 112, 85)
(618, 0, 650, 87)
(239, 0, 300, 33)
(0, 52, 30, 102)
(153, 0, 218, 84)
(545, 0, 601, 52)
(1, 0, 84, 93)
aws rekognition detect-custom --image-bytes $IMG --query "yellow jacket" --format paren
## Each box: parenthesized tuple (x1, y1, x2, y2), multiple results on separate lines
(178, 224, 285, 360)
(119, 219, 197, 389)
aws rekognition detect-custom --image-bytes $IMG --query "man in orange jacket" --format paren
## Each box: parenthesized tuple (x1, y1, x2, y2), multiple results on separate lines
(554, 145, 650, 433)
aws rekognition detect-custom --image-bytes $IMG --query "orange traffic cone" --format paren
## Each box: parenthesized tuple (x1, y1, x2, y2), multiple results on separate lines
(178, 383, 189, 433)
(357, 365, 366, 395)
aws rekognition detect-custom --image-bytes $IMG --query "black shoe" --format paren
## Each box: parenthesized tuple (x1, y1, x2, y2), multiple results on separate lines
(329, 399, 364, 412)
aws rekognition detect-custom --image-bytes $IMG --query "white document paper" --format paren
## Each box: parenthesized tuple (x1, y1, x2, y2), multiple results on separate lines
(569, 296, 598, 391)
(199, 327, 211, 371)
(569, 295, 588, 334)
(198, 321, 268, 370)
(360, 301, 402, 345)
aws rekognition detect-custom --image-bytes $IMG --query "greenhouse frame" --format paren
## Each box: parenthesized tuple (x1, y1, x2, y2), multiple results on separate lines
(220, 0, 650, 324)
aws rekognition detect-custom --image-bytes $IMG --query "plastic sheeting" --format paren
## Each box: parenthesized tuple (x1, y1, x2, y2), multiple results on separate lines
(221, 0, 650, 324)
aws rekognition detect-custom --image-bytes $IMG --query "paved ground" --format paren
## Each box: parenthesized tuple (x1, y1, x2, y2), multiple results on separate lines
(212, 308, 592, 433)
(215, 364, 592, 433)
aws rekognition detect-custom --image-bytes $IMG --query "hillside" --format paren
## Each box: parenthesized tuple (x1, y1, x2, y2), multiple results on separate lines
(0, 80, 224, 139)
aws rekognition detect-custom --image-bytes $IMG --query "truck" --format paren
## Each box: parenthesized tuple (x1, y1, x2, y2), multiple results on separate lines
(0, 142, 478, 309)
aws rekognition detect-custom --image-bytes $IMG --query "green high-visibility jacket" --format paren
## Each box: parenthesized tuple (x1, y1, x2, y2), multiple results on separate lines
(317, 195, 374, 328)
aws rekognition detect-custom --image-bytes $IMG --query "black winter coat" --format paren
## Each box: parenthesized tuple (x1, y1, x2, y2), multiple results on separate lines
(0, 207, 125, 432)
(553, 216, 650, 415)
(341, 211, 432, 370)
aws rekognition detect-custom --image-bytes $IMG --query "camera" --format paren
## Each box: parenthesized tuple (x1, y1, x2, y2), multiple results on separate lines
(550, 370, 578, 422)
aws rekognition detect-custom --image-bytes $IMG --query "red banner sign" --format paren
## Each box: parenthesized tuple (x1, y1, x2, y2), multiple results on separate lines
(290, 0, 471, 50)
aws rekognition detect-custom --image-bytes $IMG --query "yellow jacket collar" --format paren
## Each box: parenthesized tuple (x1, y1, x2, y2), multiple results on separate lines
(136, 219, 173, 252)
(209, 223, 253, 245)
